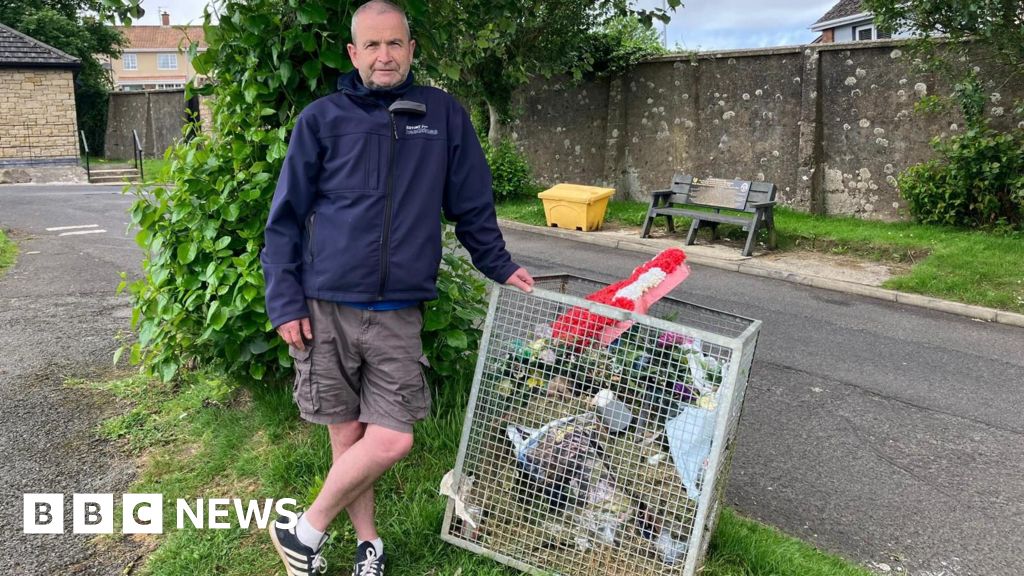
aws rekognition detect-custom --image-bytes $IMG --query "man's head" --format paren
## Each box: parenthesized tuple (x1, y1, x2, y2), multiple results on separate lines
(347, 1, 415, 89)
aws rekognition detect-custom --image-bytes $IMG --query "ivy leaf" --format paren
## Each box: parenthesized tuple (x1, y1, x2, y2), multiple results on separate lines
(279, 61, 294, 85)
(445, 329, 468, 350)
(302, 59, 321, 81)
(297, 4, 327, 24)
(177, 242, 198, 264)
(319, 49, 345, 70)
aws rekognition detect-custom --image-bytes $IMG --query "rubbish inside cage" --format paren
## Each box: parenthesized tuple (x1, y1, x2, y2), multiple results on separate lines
(441, 269, 761, 576)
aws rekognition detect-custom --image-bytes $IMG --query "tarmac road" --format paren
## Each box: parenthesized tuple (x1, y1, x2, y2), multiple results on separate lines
(0, 184, 143, 574)
(1, 184, 1022, 575)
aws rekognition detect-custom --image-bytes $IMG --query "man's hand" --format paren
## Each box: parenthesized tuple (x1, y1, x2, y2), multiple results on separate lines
(276, 317, 313, 350)
(505, 267, 534, 293)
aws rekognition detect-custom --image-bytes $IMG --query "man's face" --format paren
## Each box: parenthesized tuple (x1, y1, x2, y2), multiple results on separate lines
(347, 10, 415, 89)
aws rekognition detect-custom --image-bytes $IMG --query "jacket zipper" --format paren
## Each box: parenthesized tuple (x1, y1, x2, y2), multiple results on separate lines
(306, 211, 316, 262)
(378, 112, 397, 299)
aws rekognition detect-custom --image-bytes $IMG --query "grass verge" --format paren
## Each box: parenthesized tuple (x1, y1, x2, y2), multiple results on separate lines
(81, 372, 871, 576)
(87, 157, 171, 183)
(0, 229, 17, 276)
(496, 197, 1024, 313)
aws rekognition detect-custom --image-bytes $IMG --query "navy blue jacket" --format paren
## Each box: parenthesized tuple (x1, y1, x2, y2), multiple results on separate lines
(261, 72, 519, 329)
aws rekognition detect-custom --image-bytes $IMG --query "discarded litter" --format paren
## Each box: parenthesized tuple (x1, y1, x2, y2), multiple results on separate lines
(442, 257, 761, 576)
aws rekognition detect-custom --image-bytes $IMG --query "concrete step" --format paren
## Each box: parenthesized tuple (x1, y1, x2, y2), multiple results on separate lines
(90, 169, 139, 176)
(89, 175, 140, 184)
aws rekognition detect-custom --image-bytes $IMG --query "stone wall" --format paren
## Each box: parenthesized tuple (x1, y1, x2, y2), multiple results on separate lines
(511, 39, 1024, 219)
(0, 69, 79, 167)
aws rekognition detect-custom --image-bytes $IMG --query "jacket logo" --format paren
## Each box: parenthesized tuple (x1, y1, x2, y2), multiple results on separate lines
(405, 123, 438, 136)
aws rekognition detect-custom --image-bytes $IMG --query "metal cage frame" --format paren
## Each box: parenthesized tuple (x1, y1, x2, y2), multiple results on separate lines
(442, 274, 761, 575)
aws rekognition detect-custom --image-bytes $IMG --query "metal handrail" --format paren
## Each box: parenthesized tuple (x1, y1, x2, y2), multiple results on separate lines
(132, 128, 144, 182)
(79, 130, 91, 183)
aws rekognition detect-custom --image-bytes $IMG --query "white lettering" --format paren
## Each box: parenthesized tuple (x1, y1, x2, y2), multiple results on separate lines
(176, 498, 204, 529)
(207, 498, 230, 529)
(123, 494, 163, 534)
(233, 498, 273, 530)
(73, 493, 113, 534)
(274, 498, 299, 529)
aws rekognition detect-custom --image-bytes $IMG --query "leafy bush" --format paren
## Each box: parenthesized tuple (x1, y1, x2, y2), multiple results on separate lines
(584, 14, 667, 77)
(123, 0, 489, 384)
(899, 127, 1024, 229)
(483, 139, 536, 202)
(898, 75, 1024, 229)
(421, 228, 489, 385)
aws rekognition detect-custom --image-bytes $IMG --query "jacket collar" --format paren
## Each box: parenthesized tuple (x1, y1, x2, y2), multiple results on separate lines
(338, 69, 415, 103)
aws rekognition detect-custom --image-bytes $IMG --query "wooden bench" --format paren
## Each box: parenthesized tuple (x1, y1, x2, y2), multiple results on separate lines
(641, 174, 777, 257)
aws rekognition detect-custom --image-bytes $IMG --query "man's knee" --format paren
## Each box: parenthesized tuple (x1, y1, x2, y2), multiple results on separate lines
(367, 426, 414, 463)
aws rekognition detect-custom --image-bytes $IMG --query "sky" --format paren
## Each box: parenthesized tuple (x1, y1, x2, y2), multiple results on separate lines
(139, 0, 839, 51)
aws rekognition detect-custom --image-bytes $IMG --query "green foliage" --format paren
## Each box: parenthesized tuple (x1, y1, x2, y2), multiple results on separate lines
(898, 124, 1024, 229)
(424, 0, 681, 142)
(866, 0, 1024, 82)
(898, 73, 1024, 229)
(483, 140, 536, 202)
(421, 228, 489, 386)
(0, 2, 127, 156)
(125, 0, 493, 384)
(584, 14, 667, 77)
(124, 0, 358, 383)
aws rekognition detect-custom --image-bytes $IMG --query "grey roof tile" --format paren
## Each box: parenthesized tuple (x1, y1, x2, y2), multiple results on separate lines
(0, 22, 81, 68)
(815, 0, 867, 25)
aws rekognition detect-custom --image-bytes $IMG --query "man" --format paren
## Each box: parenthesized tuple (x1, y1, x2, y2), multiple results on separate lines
(260, 1, 533, 575)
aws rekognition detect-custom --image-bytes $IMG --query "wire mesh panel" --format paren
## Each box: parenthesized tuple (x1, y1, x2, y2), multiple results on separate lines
(442, 275, 761, 576)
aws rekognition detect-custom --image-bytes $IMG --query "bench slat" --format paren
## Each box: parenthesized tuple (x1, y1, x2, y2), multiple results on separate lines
(651, 207, 753, 227)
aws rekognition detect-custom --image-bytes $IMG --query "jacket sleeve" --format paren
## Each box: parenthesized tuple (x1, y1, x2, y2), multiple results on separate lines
(441, 101, 520, 284)
(261, 111, 321, 329)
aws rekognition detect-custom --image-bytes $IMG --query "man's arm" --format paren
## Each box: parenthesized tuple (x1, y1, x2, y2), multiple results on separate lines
(441, 101, 531, 291)
(261, 111, 321, 345)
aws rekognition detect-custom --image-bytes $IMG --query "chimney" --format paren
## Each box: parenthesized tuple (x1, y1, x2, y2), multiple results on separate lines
(160, 11, 170, 26)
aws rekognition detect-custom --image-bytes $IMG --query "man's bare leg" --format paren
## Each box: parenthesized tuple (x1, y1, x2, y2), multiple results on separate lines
(327, 421, 377, 541)
(303, 424, 413, 532)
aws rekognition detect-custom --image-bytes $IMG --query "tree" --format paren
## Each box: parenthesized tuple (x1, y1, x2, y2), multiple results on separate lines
(419, 1, 679, 145)
(865, 0, 1023, 83)
(0, 1, 138, 155)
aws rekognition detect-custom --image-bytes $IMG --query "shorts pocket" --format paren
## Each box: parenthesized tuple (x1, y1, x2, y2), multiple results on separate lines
(289, 345, 316, 414)
(417, 355, 432, 416)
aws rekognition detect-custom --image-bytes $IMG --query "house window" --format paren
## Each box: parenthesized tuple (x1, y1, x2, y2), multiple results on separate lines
(155, 83, 184, 90)
(854, 24, 893, 40)
(122, 53, 137, 70)
(157, 53, 178, 70)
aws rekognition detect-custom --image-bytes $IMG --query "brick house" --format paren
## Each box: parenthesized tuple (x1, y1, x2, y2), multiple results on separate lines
(108, 11, 207, 91)
(0, 23, 82, 173)
(811, 0, 911, 43)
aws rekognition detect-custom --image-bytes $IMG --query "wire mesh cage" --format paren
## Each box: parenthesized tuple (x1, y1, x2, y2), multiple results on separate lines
(441, 274, 761, 576)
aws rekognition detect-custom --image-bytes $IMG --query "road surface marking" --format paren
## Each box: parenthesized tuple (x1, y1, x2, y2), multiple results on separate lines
(58, 229, 107, 237)
(46, 224, 99, 232)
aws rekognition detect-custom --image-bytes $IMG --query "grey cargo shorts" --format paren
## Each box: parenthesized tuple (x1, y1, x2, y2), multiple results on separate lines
(288, 299, 431, 433)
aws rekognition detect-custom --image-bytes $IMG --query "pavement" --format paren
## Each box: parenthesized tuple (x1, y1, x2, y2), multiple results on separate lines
(1, 183, 1022, 575)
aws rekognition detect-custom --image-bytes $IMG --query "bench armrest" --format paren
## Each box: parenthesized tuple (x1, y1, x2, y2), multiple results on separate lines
(651, 189, 672, 198)
(750, 201, 776, 208)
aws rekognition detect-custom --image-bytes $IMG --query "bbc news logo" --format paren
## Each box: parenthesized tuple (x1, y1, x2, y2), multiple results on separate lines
(23, 494, 298, 534)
